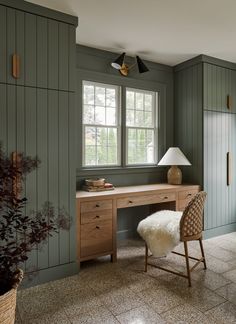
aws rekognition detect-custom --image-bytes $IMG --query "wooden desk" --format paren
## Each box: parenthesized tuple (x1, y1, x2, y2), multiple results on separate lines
(76, 184, 200, 265)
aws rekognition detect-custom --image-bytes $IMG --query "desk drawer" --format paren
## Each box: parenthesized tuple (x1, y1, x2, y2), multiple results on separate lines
(80, 199, 112, 213)
(80, 220, 112, 257)
(178, 189, 199, 201)
(178, 189, 199, 211)
(81, 210, 112, 224)
(117, 192, 176, 209)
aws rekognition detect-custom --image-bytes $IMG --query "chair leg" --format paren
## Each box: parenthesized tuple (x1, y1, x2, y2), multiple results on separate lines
(145, 243, 148, 272)
(199, 238, 207, 269)
(184, 241, 191, 287)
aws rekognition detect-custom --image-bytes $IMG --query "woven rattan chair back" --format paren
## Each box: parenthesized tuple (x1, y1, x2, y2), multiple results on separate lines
(180, 191, 207, 241)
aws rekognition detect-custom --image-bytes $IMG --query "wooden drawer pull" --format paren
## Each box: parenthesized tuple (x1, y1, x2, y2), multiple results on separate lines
(227, 95, 232, 110)
(95, 215, 100, 219)
(95, 204, 100, 208)
(187, 193, 192, 197)
(96, 225, 100, 229)
(12, 54, 20, 79)
(164, 196, 168, 199)
(129, 200, 133, 204)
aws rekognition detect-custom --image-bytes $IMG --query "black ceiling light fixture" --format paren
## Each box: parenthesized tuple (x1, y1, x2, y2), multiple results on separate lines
(111, 52, 149, 76)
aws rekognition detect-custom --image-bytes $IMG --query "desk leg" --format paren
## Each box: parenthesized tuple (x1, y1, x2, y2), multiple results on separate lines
(111, 253, 117, 263)
(112, 199, 117, 263)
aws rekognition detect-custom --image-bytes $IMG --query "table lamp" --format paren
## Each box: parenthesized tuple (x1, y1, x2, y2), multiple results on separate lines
(158, 147, 191, 185)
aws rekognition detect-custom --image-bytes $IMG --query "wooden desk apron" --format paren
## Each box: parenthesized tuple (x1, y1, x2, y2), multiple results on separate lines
(76, 184, 200, 265)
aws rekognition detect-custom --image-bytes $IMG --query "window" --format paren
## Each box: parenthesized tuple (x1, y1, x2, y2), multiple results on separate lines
(82, 81, 158, 168)
(126, 88, 157, 165)
(82, 81, 120, 166)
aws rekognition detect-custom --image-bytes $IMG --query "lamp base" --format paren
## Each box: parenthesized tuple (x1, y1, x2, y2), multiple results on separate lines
(167, 166, 182, 185)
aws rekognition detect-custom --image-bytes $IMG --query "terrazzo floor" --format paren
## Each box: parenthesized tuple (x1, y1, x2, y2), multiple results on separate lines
(16, 232, 236, 324)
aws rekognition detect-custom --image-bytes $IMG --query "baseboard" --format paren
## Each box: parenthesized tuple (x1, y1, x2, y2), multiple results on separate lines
(20, 262, 79, 289)
(203, 223, 236, 239)
(117, 229, 140, 240)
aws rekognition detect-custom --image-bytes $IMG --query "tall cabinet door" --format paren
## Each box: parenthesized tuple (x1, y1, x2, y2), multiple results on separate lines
(204, 111, 230, 230)
(228, 114, 236, 224)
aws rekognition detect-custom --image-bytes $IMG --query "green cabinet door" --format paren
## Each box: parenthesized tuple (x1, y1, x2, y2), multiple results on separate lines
(228, 114, 236, 224)
(0, 5, 75, 91)
(0, 6, 6, 83)
(203, 63, 236, 113)
(204, 111, 230, 230)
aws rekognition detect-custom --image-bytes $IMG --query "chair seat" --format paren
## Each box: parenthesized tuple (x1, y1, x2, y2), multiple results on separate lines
(137, 210, 183, 257)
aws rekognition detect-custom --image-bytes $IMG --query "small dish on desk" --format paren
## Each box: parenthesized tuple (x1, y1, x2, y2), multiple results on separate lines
(85, 178, 105, 187)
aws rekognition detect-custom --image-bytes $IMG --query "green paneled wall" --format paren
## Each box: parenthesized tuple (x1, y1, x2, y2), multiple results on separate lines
(174, 63, 203, 185)
(76, 45, 174, 239)
(174, 55, 236, 238)
(0, 1, 78, 287)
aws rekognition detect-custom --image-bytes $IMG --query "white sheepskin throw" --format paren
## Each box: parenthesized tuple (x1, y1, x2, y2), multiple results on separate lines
(137, 210, 183, 257)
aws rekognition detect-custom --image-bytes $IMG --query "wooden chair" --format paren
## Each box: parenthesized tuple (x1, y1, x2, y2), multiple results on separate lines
(144, 191, 207, 287)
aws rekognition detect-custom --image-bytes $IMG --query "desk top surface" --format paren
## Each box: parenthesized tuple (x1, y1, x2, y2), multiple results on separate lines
(76, 183, 200, 199)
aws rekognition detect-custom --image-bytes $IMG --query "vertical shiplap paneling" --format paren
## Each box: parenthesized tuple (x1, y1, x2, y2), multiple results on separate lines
(16, 88, 25, 192)
(174, 63, 203, 186)
(7, 85, 16, 154)
(69, 92, 76, 262)
(228, 114, 236, 224)
(0, 5, 6, 84)
(212, 64, 217, 110)
(69, 26, 76, 92)
(204, 111, 229, 229)
(216, 66, 221, 111)
(48, 90, 60, 267)
(37, 16, 48, 89)
(231, 70, 236, 113)
(48, 20, 59, 90)
(59, 94, 69, 262)
(37, 88, 49, 270)
(58, 92, 70, 264)
(15, 10, 24, 86)
(25, 13, 37, 87)
(0, 84, 7, 150)
(24, 87, 38, 272)
(59, 23, 69, 91)
(6, 8, 16, 85)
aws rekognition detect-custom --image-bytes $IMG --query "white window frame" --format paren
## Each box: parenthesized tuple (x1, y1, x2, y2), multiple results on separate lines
(125, 87, 158, 166)
(82, 80, 121, 167)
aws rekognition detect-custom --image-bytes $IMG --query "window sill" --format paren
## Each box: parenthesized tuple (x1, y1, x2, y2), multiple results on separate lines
(77, 165, 167, 177)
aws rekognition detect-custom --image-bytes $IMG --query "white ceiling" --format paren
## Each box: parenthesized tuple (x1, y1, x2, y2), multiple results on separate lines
(26, 0, 236, 66)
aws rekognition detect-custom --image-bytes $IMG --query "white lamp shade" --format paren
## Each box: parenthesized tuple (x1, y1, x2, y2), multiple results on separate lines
(158, 147, 191, 166)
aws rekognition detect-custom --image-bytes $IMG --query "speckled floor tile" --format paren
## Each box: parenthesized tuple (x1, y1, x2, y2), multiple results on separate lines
(203, 242, 236, 262)
(100, 287, 144, 316)
(15, 234, 236, 324)
(62, 292, 103, 317)
(17, 282, 65, 319)
(173, 285, 226, 312)
(215, 283, 236, 305)
(88, 273, 126, 295)
(125, 272, 159, 293)
(21, 312, 71, 324)
(205, 301, 236, 323)
(137, 285, 183, 314)
(116, 305, 166, 324)
(191, 268, 231, 290)
(15, 308, 22, 324)
(68, 306, 119, 324)
(222, 268, 236, 283)
(205, 254, 236, 274)
(161, 303, 212, 324)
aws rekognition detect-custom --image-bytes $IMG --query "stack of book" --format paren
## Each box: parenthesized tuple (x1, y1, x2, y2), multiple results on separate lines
(83, 178, 115, 192)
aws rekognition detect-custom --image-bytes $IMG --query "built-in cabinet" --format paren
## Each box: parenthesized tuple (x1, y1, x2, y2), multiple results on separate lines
(175, 56, 236, 237)
(203, 63, 236, 113)
(0, 0, 78, 285)
(0, 5, 76, 91)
